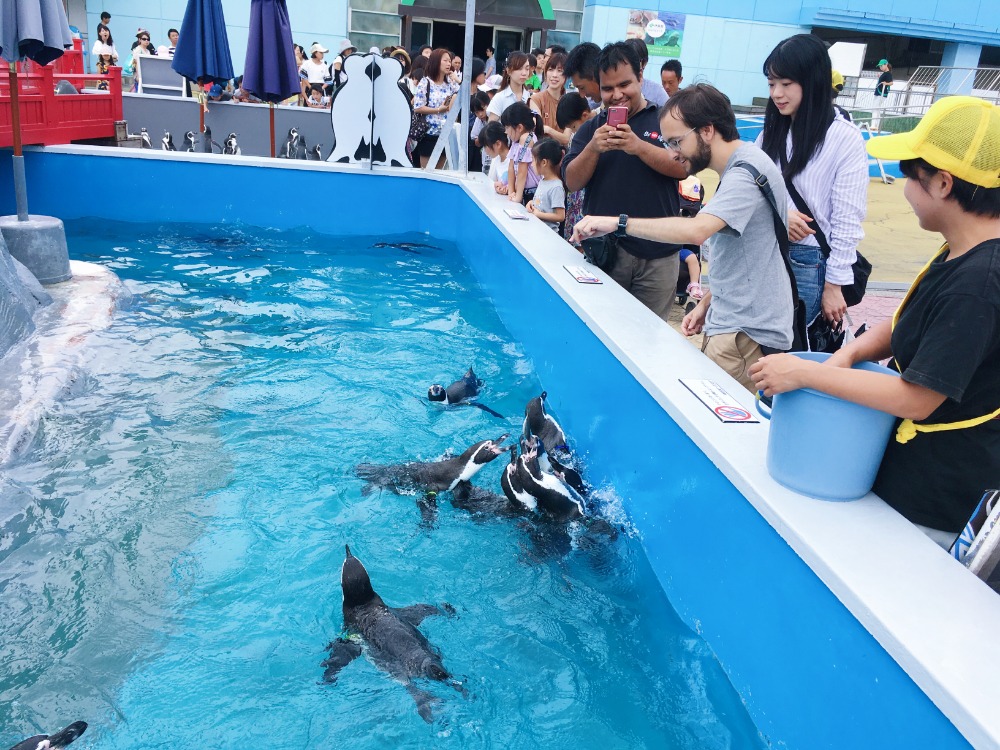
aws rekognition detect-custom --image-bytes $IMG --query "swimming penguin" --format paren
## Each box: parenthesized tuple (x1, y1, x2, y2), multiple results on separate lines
(308, 144, 323, 161)
(451, 478, 528, 518)
(322, 545, 460, 723)
(280, 127, 298, 158)
(500, 443, 536, 511)
(523, 391, 568, 455)
(139, 127, 152, 149)
(516, 436, 584, 522)
(222, 132, 241, 155)
(355, 434, 509, 496)
(161, 130, 176, 151)
(370, 241, 439, 254)
(427, 368, 504, 418)
(184, 130, 197, 152)
(7, 721, 87, 750)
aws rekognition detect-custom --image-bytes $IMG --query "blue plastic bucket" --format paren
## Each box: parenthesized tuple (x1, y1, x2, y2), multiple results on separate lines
(756, 351, 900, 501)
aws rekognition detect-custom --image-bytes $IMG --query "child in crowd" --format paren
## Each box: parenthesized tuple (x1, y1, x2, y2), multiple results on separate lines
(501, 102, 544, 205)
(95, 54, 114, 89)
(678, 174, 705, 299)
(527, 138, 566, 231)
(306, 84, 329, 108)
(481, 121, 511, 195)
(525, 54, 542, 91)
(555, 93, 595, 245)
(469, 91, 490, 173)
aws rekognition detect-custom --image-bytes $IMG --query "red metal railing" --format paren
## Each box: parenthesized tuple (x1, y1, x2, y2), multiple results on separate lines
(0, 63, 123, 148)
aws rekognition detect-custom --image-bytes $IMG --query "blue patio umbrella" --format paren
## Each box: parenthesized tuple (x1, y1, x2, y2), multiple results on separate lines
(0, 0, 74, 221)
(243, 0, 299, 158)
(171, 0, 234, 88)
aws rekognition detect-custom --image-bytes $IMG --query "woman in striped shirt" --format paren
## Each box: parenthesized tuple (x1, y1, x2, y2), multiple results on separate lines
(758, 34, 869, 327)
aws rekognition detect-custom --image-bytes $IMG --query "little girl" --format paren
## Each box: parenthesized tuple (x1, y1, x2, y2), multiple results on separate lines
(527, 138, 566, 231)
(481, 121, 511, 195)
(500, 102, 544, 205)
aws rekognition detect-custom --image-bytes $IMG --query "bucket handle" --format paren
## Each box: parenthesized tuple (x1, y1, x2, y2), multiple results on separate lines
(755, 392, 772, 420)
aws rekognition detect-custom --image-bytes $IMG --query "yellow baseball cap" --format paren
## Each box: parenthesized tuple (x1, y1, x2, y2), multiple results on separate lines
(866, 96, 1000, 188)
(831, 70, 845, 90)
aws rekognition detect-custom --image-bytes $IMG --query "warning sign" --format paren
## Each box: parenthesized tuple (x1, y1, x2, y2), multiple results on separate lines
(680, 379, 761, 424)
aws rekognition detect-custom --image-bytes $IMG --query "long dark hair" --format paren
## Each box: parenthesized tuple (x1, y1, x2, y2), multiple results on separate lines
(500, 51, 529, 92)
(425, 48, 451, 82)
(501, 102, 544, 139)
(760, 34, 835, 180)
(96, 23, 114, 47)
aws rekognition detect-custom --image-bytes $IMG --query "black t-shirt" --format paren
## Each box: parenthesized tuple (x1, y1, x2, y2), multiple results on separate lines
(561, 102, 680, 259)
(873, 240, 1000, 532)
(875, 71, 893, 96)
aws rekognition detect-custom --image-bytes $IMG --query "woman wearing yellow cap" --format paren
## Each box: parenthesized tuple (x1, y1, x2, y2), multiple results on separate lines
(751, 96, 1000, 544)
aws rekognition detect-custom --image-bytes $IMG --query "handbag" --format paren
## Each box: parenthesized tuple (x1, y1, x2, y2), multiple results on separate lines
(581, 235, 619, 273)
(732, 162, 809, 353)
(407, 79, 431, 142)
(780, 155, 872, 307)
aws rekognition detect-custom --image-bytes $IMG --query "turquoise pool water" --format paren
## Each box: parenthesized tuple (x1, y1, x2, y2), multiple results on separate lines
(0, 221, 764, 748)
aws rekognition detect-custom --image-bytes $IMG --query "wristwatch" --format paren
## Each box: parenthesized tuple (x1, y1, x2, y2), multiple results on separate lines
(615, 214, 629, 238)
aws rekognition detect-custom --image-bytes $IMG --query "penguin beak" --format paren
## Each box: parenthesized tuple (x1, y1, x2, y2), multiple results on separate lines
(491, 434, 510, 453)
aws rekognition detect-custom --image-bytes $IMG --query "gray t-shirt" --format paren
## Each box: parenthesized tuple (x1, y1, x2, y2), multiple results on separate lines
(700, 142, 794, 350)
(533, 178, 565, 230)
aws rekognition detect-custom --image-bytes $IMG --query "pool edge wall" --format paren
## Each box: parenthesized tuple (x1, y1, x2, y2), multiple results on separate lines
(4, 147, 999, 750)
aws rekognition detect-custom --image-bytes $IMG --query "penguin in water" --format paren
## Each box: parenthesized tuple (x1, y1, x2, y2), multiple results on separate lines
(222, 132, 241, 155)
(7, 721, 87, 750)
(161, 130, 176, 151)
(371, 241, 439, 254)
(355, 434, 509, 496)
(450, 479, 528, 518)
(516, 436, 585, 523)
(279, 127, 298, 158)
(322, 545, 461, 723)
(427, 367, 504, 418)
(183, 130, 197, 152)
(522, 392, 586, 495)
(500, 442, 536, 511)
(139, 127, 152, 149)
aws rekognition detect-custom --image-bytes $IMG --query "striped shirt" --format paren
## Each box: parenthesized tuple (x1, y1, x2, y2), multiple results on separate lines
(756, 118, 868, 286)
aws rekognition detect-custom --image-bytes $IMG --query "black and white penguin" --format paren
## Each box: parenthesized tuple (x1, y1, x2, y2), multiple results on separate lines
(450, 479, 527, 518)
(428, 367, 483, 405)
(322, 545, 460, 723)
(183, 130, 197, 152)
(355, 433, 509, 495)
(279, 127, 298, 158)
(308, 143, 323, 161)
(294, 133, 308, 160)
(500, 443, 536, 511)
(523, 391, 568, 454)
(201, 125, 220, 154)
(139, 127, 152, 149)
(7, 721, 87, 750)
(161, 130, 176, 151)
(222, 132, 241, 155)
(371, 241, 438, 254)
(516, 436, 584, 522)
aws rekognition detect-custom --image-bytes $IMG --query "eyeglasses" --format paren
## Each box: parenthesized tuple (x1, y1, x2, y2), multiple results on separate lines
(663, 127, 696, 151)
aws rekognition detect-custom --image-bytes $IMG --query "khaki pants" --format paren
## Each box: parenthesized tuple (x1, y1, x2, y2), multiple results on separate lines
(702, 331, 763, 392)
(609, 250, 680, 322)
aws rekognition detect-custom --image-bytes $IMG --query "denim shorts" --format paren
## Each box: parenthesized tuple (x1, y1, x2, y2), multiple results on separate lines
(788, 243, 826, 324)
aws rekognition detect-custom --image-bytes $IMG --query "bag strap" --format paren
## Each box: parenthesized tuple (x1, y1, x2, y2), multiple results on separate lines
(730, 161, 802, 304)
(778, 149, 834, 260)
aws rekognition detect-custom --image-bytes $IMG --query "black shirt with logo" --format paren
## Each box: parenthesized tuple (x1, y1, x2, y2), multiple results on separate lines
(562, 102, 680, 260)
(874, 240, 1000, 532)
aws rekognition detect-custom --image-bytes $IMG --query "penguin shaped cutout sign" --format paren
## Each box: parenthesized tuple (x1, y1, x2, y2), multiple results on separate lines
(328, 52, 413, 167)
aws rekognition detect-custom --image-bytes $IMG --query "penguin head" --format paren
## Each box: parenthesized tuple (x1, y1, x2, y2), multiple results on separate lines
(427, 385, 446, 402)
(524, 392, 548, 426)
(288, 127, 299, 140)
(465, 434, 510, 466)
(421, 657, 449, 681)
(341, 545, 377, 607)
(185, 130, 195, 141)
(227, 132, 237, 141)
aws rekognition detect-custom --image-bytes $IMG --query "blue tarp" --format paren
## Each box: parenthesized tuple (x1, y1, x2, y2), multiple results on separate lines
(243, 0, 299, 103)
(171, 0, 234, 85)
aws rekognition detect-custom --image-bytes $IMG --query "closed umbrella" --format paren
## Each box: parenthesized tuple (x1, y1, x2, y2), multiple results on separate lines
(171, 0, 234, 134)
(0, 0, 74, 221)
(242, 0, 299, 157)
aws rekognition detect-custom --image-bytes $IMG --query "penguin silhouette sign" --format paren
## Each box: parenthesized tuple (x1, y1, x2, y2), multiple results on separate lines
(328, 52, 412, 167)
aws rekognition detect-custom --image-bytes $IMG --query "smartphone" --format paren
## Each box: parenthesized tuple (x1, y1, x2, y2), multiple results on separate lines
(607, 106, 628, 128)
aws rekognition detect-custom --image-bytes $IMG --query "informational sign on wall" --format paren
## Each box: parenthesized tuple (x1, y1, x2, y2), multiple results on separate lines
(626, 10, 685, 58)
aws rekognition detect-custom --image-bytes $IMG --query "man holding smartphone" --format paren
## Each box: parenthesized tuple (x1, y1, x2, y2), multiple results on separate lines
(563, 41, 687, 321)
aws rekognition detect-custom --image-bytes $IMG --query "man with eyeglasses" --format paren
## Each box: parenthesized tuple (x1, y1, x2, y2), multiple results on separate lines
(572, 84, 794, 391)
(562, 41, 687, 321)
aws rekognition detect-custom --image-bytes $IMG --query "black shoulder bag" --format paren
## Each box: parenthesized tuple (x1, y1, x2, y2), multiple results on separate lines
(731, 161, 808, 353)
(779, 152, 872, 307)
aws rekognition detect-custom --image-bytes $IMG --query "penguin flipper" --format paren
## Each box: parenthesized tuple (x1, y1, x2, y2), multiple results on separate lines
(406, 682, 440, 723)
(321, 637, 363, 682)
(467, 402, 505, 419)
(394, 603, 445, 627)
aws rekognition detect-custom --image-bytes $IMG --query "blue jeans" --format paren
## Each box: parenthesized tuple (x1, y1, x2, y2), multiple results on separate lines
(788, 243, 826, 324)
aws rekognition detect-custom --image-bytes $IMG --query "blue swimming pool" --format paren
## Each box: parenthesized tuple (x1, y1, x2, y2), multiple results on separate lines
(1, 147, 995, 749)
(0, 220, 764, 748)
